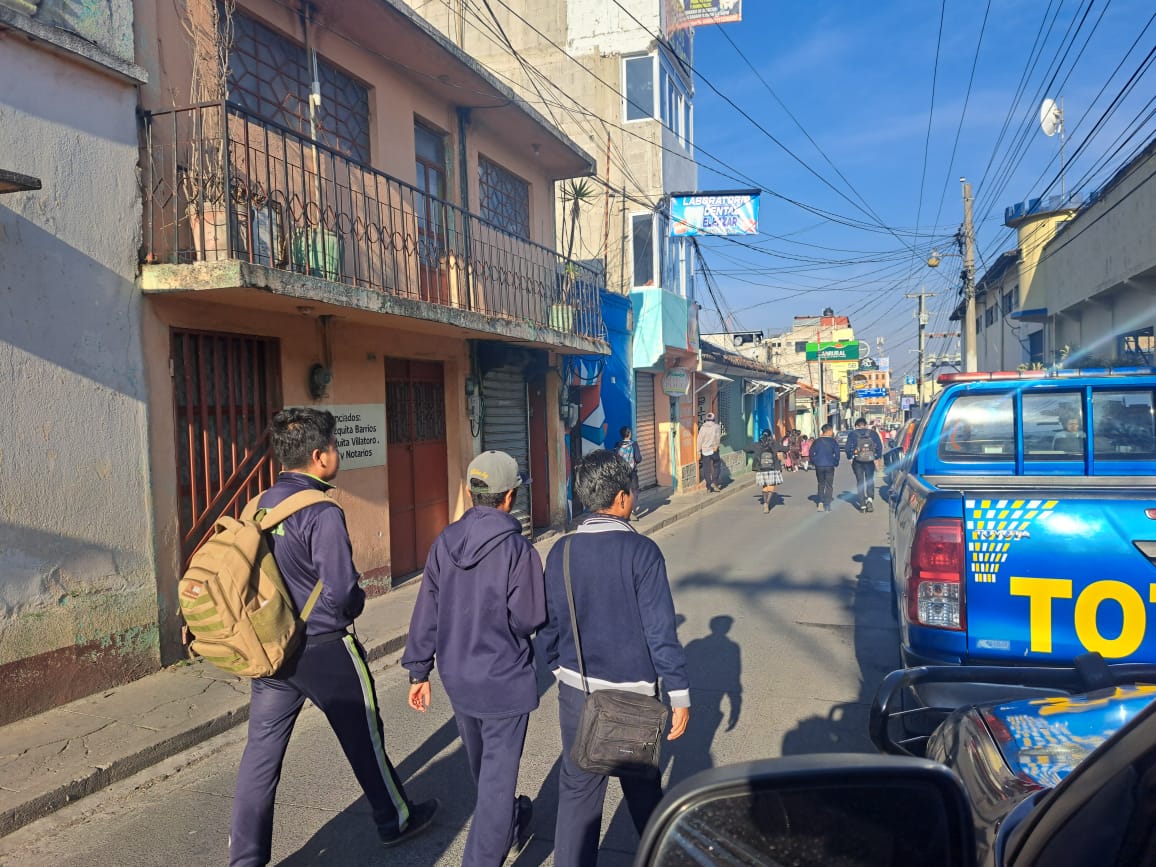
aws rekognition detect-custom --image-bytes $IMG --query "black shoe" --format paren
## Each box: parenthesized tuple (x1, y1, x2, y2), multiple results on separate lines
(381, 798, 439, 848)
(866, 498, 874, 513)
(507, 795, 533, 862)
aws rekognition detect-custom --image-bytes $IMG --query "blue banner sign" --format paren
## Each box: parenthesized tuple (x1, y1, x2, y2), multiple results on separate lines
(671, 191, 760, 236)
(856, 388, 888, 398)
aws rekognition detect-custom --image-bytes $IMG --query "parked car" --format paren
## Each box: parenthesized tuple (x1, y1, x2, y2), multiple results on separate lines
(882, 418, 921, 485)
(836, 428, 850, 449)
(887, 368, 1156, 672)
(635, 657, 1156, 867)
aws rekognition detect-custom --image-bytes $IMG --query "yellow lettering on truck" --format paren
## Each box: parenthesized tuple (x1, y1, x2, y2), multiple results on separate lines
(1075, 581, 1145, 658)
(1009, 577, 1072, 653)
(1009, 578, 1156, 658)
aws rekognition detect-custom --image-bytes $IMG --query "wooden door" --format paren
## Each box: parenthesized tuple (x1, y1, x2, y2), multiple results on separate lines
(386, 358, 449, 576)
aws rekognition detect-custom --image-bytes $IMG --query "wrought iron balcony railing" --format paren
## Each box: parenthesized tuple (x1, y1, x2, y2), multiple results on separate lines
(141, 102, 604, 341)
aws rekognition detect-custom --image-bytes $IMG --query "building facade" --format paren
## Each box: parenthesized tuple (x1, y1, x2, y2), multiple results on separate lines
(0, 0, 606, 724)
(398, 0, 707, 490)
(0, 0, 154, 724)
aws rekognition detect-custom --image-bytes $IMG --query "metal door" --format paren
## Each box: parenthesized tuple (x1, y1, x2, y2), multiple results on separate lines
(172, 330, 281, 571)
(635, 373, 659, 489)
(482, 365, 532, 534)
(386, 358, 449, 576)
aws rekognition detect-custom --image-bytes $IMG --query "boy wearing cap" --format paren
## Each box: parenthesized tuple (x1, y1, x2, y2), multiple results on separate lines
(402, 450, 545, 866)
(697, 412, 723, 492)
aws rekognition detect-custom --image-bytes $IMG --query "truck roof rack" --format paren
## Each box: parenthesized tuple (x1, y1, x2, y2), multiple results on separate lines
(938, 367, 1156, 384)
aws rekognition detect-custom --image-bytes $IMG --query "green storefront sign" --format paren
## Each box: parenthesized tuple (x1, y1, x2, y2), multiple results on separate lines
(805, 341, 860, 361)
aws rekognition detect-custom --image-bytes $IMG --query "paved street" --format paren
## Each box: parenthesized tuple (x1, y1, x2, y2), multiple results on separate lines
(0, 466, 898, 867)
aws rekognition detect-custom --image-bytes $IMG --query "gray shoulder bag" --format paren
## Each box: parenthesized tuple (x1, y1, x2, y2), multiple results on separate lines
(562, 535, 670, 778)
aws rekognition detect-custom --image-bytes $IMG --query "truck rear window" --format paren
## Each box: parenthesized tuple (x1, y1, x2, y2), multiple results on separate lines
(1093, 390, 1156, 460)
(1024, 392, 1085, 460)
(938, 393, 1015, 460)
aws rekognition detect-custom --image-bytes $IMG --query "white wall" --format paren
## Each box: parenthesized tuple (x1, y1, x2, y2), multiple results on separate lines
(0, 38, 156, 696)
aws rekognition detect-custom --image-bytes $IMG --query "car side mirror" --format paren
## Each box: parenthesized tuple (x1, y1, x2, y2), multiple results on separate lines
(635, 755, 976, 867)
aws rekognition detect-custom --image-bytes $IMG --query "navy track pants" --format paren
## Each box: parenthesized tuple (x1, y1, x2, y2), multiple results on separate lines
(554, 683, 663, 867)
(228, 633, 413, 867)
(454, 710, 530, 866)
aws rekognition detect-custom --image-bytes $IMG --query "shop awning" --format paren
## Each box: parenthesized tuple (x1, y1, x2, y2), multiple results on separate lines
(697, 371, 734, 382)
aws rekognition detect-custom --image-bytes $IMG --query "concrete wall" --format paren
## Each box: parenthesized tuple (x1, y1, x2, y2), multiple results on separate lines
(0, 0, 135, 61)
(1026, 146, 1156, 364)
(0, 38, 155, 723)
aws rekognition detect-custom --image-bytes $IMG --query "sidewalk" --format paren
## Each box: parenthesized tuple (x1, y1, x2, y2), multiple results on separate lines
(0, 473, 753, 837)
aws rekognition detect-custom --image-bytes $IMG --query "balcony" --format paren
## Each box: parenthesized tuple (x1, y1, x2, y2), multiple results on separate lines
(140, 102, 606, 351)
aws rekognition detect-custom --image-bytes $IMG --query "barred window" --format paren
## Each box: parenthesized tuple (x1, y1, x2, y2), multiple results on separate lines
(228, 10, 371, 163)
(478, 157, 530, 239)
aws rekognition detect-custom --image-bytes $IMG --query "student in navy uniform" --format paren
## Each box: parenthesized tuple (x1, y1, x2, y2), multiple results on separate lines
(540, 450, 690, 867)
(809, 423, 841, 512)
(229, 408, 437, 867)
(845, 417, 885, 512)
(402, 450, 544, 866)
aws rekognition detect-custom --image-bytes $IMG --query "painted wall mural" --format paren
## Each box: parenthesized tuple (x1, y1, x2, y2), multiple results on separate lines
(1, 0, 135, 62)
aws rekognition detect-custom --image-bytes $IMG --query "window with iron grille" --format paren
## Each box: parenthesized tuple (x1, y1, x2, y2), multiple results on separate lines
(228, 10, 371, 163)
(478, 156, 530, 239)
(717, 383, 731, 432)
(1002, 290, 1014, 315)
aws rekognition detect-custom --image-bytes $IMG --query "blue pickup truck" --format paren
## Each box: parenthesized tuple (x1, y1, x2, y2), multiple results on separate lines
(888, 369, 1156, 668)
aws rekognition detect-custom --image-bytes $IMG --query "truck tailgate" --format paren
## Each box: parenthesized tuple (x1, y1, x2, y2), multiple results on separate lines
(963, 492, 1156, 662)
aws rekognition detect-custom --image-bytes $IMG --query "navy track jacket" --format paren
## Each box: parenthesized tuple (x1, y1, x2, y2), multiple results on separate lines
(809, 435, 841, 468)
(402, 506, 546, 718)
(540, 514, 690, 707)
(259, 472, 365, 636)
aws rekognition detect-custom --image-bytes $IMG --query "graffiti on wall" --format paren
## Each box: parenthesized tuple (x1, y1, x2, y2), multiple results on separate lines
(1, 0, 134, 62)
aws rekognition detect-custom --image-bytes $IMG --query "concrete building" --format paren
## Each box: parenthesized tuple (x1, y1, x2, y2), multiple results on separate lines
(952, 249, 1026, 372)
(0, 0, 605, 724)
(0, 0, 153, 724)
(398, 0, 706, 491)
(1014, 139, 1156, 367)
(767, 313, 857, 434)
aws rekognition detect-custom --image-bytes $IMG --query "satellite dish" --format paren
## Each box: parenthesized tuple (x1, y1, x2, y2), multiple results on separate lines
(1039, 98, 1062, 137)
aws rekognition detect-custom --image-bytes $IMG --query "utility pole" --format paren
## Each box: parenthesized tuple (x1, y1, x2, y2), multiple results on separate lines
(961, 178, 977, 372)
(905, 289, 934, 408)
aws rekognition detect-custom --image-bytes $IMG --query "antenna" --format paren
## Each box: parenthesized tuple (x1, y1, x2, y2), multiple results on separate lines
(1039, 98, 1066, 199)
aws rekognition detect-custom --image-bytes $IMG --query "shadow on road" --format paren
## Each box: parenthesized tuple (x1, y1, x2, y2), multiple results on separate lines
(780, 545, 898, 756)
(673, 543, 899, 758)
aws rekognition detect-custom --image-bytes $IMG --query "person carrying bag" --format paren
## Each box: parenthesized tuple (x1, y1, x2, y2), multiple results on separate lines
(563, 536, 669, 777)
(540, 450, 690, 867)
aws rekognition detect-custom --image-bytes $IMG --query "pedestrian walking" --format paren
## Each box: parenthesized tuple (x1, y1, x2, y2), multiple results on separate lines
(786, 429, 802, 471)
(746, 429, 786, 513)
(799, 434, 812, 471)
(228, 408, 437, 867)
(402, 450, 543, 866)
(613, 426, 643, 519)
(540, 450, 690, 867)
(846, 417, 884, 512)
(697, 412, 722, 491)
(809, 424, 840, 512)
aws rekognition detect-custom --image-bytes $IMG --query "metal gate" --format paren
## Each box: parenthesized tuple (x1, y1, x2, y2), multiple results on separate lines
(386, 358, 449, 577)
(635, 373, 659, 490)
(172, 330, 281, 571)
(482, 366, 532, 533)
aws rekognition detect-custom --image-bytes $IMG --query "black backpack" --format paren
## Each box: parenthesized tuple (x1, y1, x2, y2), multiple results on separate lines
(758, 448, 778, 470)
(852, 430, 878, 462)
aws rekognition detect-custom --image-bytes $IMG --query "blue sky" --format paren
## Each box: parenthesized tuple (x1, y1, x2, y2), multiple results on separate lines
(689, 0, 1154, 376)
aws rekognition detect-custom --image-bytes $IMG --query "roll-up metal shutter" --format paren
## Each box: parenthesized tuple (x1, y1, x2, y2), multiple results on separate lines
(482, 366, 532, 534)
(635, 373, 659, 490)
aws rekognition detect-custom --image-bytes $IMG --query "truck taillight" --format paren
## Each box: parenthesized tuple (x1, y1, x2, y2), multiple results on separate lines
(907, 519, 965, 631)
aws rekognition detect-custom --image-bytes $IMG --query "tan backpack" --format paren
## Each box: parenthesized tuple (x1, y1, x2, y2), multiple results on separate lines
(178, 490, 340, 677)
